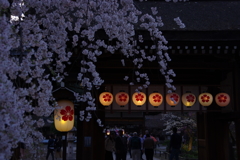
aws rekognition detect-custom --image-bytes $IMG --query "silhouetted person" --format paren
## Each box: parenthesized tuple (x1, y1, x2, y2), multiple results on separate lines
(129, 132, 142, 160)
(143, 134, 155, 160)
(115, 130, 128, 160)
(105, 131, 116, 160)
(127, 133, 133, 158)
(55, 136, 62, 160)
(169, 127, 182, 160)
(46, 135, 55, 160)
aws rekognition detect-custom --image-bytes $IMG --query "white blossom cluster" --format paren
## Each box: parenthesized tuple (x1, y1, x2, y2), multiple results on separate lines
(97, 119, 104, 127)
(0, 0, 178, 158)
(161, 112, 196, 135)
(174, 17, 186, 28)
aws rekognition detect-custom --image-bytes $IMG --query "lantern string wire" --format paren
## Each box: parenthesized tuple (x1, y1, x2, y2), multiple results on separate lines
(52, 86, 76, 94)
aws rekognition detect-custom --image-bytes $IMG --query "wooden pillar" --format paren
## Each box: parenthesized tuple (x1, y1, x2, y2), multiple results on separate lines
(92, 110, 105, 160)
(76, 103, 84, 160)
(62, 132, 67, 160)
(234, 54, 240, 160)
(92, 86, 106, 160)
(235, 119, 240, 160)
(197, 112, 207, 160)
(197, 112, 230, 160)
(76, 120, 82, 160)
(205, 113, 229, 160)
(76, 87, 105, 160)
(76, 101, 94, 160)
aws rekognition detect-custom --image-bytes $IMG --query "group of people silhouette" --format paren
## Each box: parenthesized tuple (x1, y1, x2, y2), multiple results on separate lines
(105, 128, 182, 160)
(105, 129, 158, 160)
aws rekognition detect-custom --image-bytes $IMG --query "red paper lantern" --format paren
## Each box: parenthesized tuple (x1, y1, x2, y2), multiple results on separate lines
(198, 92, 213, 107)
(215, 92, 230, 107)
(115, 91, 129, 107)
(132, 92, 146, 106)
(149, 92, 163, 107)
(182, 92, 196, 108)
(99, 92, 113, 106)
(166, 92, 180, 107)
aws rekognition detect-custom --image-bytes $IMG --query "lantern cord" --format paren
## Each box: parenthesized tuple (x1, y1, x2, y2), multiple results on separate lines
(52, 86, 76, 94)
(52, 82, 76, 93)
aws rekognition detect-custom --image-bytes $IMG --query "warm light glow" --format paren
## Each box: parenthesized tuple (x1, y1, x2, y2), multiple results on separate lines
(182, 92, 196, 108)
(215, 92, 230, 107)
(54, 100, 74, 132)
(60, 120, 67, 125)
(115, 91, 129, 106)
(166, 93, 180, 106)
(149, 92, 163, 107)
(198, 92, 213, 106)
(99, 92, 114, 106)
(132, 92, 146, 106)
(106, 130, 110, 135)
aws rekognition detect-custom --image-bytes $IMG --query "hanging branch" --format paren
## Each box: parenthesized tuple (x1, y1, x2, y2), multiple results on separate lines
(0, 0, 180, 159)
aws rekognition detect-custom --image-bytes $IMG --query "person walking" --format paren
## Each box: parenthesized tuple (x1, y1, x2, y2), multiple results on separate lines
(55, 136, 62, 160)
(139, 134, 144, 160)
(143, 130, 149, 140)
(129, 132, 142, 160)
(127, 133, 133, 158)
(115, 130, 128, 160)
(105, 131, 116, 160)
(143, 134, 155, 160)
(46, 135, 55, 160)
(169, 127, 182, 160)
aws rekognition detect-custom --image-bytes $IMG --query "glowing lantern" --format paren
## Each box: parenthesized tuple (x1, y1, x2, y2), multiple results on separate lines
(115, 91, 129, 107)
(54, 100, 74, 132)
(132, 92, 146, 107)
(166, 92, 180, 107)
(99, 92, 113, 106)
(106, 129, 110, 136)
(198, 92, 213, 107)
(122, 129, 125, 135)
(182, 92, 196, 108)
(215, 93, 230, 107)
(149, 92, 163, 108)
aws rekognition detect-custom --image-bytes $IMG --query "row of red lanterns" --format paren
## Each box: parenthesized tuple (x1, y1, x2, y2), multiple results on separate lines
(99, 91, 230, 107)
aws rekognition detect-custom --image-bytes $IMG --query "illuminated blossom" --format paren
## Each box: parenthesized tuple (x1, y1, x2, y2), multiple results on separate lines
(0, 0, 177, 158)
